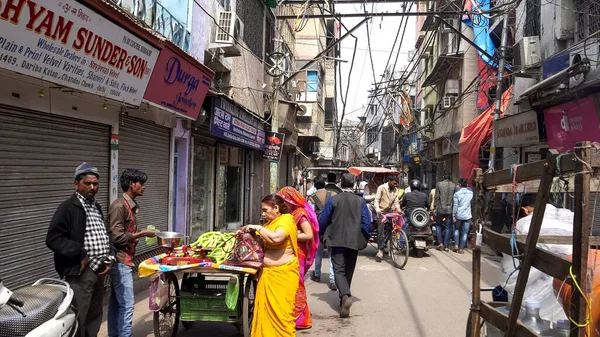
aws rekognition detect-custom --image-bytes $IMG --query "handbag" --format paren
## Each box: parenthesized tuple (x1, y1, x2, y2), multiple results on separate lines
(225, 231, 264, 268)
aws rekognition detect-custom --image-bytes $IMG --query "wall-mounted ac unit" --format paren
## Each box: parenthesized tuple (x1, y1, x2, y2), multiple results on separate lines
(569, 39, 599, 88)
(214, 11, 244, 57)
(442, 95, 457, 108)
(297, 103, 313, 117)
(513, 36, 541, 71)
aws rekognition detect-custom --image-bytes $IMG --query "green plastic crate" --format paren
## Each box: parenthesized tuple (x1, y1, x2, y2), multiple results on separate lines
(179, 279, 240, 323)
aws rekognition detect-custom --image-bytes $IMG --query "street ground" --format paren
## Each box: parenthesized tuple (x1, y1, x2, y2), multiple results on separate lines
(99, 246, 501, 337)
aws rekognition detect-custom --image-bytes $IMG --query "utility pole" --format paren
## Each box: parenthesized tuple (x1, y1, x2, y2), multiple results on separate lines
(270, 80, 280, 194)
(488, 13, 510, 171)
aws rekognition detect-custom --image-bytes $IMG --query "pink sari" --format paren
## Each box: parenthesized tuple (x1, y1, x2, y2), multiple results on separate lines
(278, 187, 319, 329)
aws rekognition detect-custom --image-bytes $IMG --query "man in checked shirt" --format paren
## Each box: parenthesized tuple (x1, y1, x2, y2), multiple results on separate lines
(47, 163, 115, 337)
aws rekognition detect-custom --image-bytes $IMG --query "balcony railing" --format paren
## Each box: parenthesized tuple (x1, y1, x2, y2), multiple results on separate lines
(110, 0, 190, 52)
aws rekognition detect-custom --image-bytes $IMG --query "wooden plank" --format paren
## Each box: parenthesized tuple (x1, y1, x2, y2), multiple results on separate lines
(473, 168, 484, 226)
(480, 302, 539, 337)
(571, 141, 591, 337)
(483, 228, 572, 282)
(471, 247, 482, 337)
(505, 151, 558, 337)
(491, 177, 600, 193)
(514, 234, 600, 245)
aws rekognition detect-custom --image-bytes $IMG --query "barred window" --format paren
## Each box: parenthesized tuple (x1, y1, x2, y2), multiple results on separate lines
(574, 0, 600, 42)
(523, 0, 541, 37)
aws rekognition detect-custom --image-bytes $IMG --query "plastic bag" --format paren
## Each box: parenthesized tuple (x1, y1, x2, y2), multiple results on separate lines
(499, 204, 573, 321)
(225, 275, 240, 311)
(149, 273, 169, 311)
(145, 225, 157, 246)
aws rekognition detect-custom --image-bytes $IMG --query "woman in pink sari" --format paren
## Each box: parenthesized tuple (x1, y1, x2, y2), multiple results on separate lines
(277, 186, 319, 329)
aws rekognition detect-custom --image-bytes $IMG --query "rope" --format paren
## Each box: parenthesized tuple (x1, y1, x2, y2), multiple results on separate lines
(510, 164, 522, 270)
(567, 266, 592, 336)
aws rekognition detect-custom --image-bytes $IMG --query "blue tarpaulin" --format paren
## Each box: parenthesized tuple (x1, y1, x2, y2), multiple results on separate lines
(462, 0, 496, 66)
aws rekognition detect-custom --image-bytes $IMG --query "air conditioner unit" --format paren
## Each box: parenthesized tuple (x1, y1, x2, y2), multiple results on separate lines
(297, 103, 313, 117)
(443, 95, 457, 108)
(513, 36, 541, 71)
(445, 79, 460, 94)
(569, 39, 600, 88)
(214, 12, 244, 57)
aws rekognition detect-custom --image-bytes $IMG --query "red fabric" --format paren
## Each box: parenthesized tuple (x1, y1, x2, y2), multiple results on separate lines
(477, 56, 498, 109)
(459, 85, 513, 182)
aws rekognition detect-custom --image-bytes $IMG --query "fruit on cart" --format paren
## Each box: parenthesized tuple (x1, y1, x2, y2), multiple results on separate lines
(190, 232, 236, 264)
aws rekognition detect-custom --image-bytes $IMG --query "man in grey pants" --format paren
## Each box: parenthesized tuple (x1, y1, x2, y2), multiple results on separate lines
(46, 163, 115, 337)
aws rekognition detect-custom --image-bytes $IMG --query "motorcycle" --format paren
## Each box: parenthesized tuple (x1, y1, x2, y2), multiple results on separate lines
(405, 208, 435, 257)
(0, 278, 78, 337)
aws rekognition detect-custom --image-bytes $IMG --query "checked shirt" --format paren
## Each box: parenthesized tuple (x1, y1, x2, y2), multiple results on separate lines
(76, 193, 115, 272)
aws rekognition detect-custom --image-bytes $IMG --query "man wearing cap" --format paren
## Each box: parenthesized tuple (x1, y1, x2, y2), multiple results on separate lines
(46, 163, 115, 337)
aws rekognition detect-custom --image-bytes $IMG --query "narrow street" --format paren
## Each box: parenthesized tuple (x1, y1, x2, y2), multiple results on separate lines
(99, 246, 501, 337)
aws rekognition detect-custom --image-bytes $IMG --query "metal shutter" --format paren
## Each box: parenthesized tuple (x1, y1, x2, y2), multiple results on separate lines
(118, 115, 170, 255)
(0, 107, 110, 289)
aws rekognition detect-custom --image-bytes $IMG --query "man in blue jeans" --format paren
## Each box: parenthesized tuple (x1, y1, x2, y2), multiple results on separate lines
(452, 178, 474, 254)
(108, 169, 157, 337)
(309, 176, 337, 291)
(435, 171, 457, 251)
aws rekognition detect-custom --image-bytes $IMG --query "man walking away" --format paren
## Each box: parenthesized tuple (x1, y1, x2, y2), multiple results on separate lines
(308, 176, 337, 291)
(318, 174, 371, 318)
(452, 178, 474, 254)
(374, 175, 400, 261)
(401, 179, 430, 226)
(108, 169, 157, 337)
(435, 171, 457, 251)
(46, 163, 115, 337)
(325, 172, 342, 193)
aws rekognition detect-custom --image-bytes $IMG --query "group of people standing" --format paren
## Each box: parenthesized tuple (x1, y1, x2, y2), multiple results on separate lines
(245, 172, 370, 336)
(46, 163, 156, 337)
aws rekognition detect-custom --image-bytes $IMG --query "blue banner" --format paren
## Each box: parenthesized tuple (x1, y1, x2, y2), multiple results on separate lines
(210, 106, 265, 151)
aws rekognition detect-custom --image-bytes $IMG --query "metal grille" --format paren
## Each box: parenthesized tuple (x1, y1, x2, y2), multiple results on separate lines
(118, 116, 171, 255)
(236, 0, 264, 57)
(216, 11, 233, 43)
(523, 0, 541, 37)
(574, 0, 600, 42)
(153, 2, 190, 52)
(0, 107, 110, 289)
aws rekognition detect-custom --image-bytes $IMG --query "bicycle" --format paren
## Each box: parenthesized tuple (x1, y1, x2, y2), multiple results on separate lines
(379, 213, 410, 269)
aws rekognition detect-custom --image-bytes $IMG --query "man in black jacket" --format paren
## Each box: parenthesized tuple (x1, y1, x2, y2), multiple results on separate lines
(319, 173, 371, 318)
(46, 163, 115, 337)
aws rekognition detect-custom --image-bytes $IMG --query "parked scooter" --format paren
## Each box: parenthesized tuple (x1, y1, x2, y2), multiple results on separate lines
(0, 278, 77, 337)
(404, 208, 435, 257)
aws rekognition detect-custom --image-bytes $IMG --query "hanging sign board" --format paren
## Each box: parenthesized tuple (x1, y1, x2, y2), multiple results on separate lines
(263, 132, 285, 162)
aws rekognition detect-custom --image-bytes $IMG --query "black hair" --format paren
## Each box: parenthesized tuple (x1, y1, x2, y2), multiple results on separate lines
(120, 169, 148, 192)
(327, 172, 337, 183)
(75, 172, 99, 182)
(314, 177, 326, 190)
(459, 178, 469, 187)
(444, 170, 451, 180)
(341, 173, 355, 188)
(261, 194, 291, 214)
(388, 175, 399, 182)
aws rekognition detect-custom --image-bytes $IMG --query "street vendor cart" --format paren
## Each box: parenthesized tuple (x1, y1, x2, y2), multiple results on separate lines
(468, 141, 600, 337)
(138, 233, 261, 337)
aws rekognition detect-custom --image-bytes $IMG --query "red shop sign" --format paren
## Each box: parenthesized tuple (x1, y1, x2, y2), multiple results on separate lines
(144, 48, 212, 119)
(544, 96, 600, 152)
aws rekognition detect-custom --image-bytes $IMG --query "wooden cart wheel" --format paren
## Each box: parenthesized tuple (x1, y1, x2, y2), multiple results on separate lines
(240, 275, 257, 337)
(153, 273, 180, 337)
(465, 310, 487, 337)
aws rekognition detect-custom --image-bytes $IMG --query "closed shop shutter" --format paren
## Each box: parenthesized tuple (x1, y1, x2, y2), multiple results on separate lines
(0, 107, 110, 289)
(118, 116, 170, 256)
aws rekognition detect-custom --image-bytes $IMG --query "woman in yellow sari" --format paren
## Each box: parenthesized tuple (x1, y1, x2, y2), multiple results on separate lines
(241, 194, 299, 337)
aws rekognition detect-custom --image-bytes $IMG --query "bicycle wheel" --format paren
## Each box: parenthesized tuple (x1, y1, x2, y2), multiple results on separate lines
(389, 228, 409, 269)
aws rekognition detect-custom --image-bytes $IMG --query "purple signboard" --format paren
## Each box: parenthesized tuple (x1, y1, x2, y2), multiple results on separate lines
(210, 97, 265, 151)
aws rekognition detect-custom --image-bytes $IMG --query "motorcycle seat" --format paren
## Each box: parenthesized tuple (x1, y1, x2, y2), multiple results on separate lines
(0, 284, 64, 337)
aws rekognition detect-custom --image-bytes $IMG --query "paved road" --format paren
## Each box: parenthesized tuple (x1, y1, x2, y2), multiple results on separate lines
(99, 246, 501, 337)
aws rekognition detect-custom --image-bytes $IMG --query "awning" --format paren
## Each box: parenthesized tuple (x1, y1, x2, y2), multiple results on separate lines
(349, 167, 400, 177)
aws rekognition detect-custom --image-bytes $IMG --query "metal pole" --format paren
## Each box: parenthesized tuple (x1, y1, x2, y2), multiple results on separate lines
(488, 13, 509, 171)
(270, 80, 280, 194)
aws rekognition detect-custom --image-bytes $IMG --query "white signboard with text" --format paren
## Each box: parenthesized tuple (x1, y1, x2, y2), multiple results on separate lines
(495, 110, 540, 148)
(0, 0, 159, 105)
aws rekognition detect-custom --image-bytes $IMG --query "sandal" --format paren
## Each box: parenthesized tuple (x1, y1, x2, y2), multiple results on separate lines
(436, 244, 444, 251)
(458, 249, 465, 254)
(452, 246, 459, 253)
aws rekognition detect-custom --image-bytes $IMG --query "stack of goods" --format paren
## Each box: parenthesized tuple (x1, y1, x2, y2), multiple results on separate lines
(191, 232, 235, 264)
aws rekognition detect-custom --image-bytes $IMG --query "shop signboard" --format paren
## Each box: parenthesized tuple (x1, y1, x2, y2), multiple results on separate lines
(144, 47, 212, 119)
(210, 97, 265, 151)
(0, 0, 159, 105)
(495, 110, 541, 148)
(544, 96, 600, 152)
(263, 132, 285, 162)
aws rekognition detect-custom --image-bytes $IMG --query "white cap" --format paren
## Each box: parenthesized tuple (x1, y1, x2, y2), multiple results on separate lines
(524, 299, 540, 309)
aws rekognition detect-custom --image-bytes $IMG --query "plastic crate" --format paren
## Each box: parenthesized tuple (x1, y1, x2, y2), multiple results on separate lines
(179, 277, 240, 323)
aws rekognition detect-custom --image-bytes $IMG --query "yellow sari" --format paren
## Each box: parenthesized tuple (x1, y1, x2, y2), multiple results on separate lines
(252, 214, 299, 337)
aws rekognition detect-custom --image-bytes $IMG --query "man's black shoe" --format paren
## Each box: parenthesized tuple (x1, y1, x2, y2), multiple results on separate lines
(329, 281, 337, 291)
(309, 271, 320, 282)
(340, 295, 352, 318)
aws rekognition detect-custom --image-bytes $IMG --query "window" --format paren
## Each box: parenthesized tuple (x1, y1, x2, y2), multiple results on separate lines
(524, 0, 541, 37)
(574, 0, 600, 42)
(215, 146, 244, 230)
(236, 0, 264, 57)
(367, 126, 378, 145)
